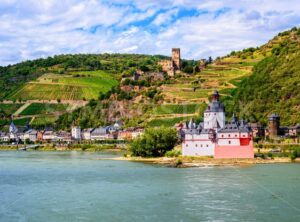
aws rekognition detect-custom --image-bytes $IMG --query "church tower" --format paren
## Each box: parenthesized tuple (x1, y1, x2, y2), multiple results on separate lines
(203, 90, 225, 130)
(172, 48, 181, 70)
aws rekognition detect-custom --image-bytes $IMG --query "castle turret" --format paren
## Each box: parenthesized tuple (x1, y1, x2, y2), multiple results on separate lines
(203, 91, 225, 130)
(268, 113, 280, 138)
(172, 48, 181, 71)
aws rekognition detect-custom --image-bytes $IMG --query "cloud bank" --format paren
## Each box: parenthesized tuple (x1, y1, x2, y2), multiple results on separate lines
(0, 0, 300, 65)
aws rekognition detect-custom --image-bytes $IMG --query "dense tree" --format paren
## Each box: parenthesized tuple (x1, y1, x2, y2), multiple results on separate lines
(129, 127, 178, 157)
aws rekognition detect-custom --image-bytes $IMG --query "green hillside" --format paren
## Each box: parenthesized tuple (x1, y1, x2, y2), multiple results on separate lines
(0, 103, 23, 117)
(231, 28, 300, 125)
(0, 54, 166, 100)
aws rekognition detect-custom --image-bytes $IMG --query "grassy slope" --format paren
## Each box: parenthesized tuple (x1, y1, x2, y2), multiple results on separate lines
(0, 103, 24, 116)
(7, 71, 118, 100)
(20, 103, 68, 115)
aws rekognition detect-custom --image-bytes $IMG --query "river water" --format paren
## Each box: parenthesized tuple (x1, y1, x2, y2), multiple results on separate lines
(0, 151, 300, 222)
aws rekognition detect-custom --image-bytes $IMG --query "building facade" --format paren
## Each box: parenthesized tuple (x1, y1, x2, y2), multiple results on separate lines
(182, 91, 254, 159)
(71, 126, 81, 140)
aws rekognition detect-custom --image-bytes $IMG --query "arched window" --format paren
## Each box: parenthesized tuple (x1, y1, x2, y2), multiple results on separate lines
(228, 140, 231, 144)
(222, 134, 224, 138)
(206, 144, 208, 147)
(228, 134, 231, 137)
(235, 134, 237, 137)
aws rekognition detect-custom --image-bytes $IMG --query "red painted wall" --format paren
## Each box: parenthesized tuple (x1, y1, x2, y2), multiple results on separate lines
(215, 141, 254, 159)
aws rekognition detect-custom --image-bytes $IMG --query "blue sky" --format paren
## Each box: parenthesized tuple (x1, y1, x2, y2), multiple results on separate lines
(1, 0, 300, 65)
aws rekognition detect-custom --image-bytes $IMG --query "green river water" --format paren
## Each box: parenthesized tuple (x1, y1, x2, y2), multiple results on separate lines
(0, 151, 300, 222)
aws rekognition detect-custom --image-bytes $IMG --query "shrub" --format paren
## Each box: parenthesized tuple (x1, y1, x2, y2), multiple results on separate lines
(165, 149, 181, 157)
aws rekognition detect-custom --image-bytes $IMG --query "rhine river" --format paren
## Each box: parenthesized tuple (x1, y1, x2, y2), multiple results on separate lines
(0, 151, 300, 222)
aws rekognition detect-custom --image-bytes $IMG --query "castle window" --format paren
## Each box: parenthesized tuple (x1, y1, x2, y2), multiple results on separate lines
(228, 134, 231, 137)
(228, 140, 231, 144)
(201, 145, 203, 147)
(206, 144, 208, 147)
(195, 144, 198, 147)
(222, 134, 224, 138)
(235, 134, 237, 137)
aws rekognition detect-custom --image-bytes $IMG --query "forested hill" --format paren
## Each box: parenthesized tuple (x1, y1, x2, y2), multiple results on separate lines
(0, 53, 167, 99)
(231, 27, 300, 125)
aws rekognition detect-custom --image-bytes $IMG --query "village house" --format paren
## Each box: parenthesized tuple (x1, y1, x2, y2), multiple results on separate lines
(118, 128, 144, 140)
(81, 128, 93, 140)
(288, 124, 300, 137)
(0, 132, 10, 142)
(71, 126, 81, 140)
(249, 123, 265, 138)
(41, 128, 57, 142)
(182, 91, 254, 159)
(90, 127, 114, 141)
(23, 129, 38, 142)
(56, 131, 72, 143)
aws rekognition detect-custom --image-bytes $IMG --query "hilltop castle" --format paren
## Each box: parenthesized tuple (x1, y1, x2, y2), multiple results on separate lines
(158, 48, 181, 77)
(181, 91, 254, 159)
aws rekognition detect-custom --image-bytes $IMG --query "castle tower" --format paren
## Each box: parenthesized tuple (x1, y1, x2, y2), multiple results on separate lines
(199, 59, 206, 70)
(268, 113, 280, 138)
(203, 90, 225, 130)
(172, 48, 181, 70)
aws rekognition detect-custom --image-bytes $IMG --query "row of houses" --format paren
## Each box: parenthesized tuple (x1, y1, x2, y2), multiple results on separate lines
(0, 121, 143, 143)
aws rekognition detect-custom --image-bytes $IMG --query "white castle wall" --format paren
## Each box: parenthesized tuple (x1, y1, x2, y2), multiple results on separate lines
(182, 133, 215, 156)
(217, 132, 251, 146)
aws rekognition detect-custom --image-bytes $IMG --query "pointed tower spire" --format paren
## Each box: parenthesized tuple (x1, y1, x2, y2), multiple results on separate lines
(188, 118, 194, 129)
(231, 113, 238, 124)
(212, 90, 219, 101)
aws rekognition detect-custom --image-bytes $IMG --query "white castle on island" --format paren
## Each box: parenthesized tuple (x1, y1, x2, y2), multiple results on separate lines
(182, 91, 254, 159)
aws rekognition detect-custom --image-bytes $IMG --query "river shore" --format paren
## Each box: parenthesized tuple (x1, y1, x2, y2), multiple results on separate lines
(99, 156, 296, 167)
(0, 146, 298, 167)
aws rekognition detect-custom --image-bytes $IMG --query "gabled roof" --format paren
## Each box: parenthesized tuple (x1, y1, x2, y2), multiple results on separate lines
(91, 127, 109, 135)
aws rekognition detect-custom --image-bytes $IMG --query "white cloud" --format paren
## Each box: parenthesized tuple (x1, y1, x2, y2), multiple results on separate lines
(152, 8, 179, 26)
(0, 0, 300, 65)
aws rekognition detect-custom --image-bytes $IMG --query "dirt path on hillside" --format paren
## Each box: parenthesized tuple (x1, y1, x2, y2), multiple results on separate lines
(148, 113, 196, 121)
(2, 100, 88, 106)
(13, 103, 31, 116)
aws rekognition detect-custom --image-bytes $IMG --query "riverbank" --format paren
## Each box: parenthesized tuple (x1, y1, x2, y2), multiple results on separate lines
(0, 144, 125, 152)
(103, 156, 296, 167)
(0, 146, 298, 167)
